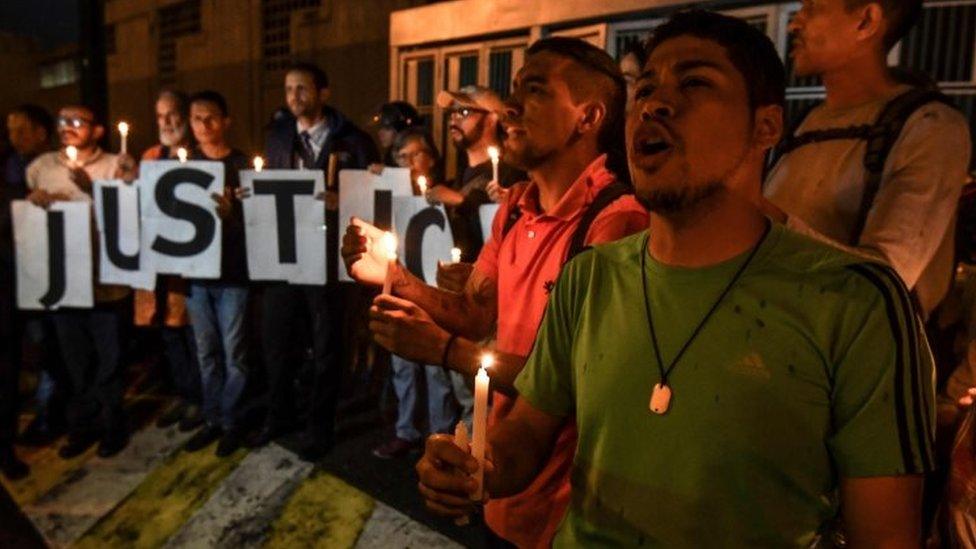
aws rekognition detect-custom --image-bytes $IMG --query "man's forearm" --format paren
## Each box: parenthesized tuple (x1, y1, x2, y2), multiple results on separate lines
(390, 263, 493, 340)
(485, 417, 556, 499)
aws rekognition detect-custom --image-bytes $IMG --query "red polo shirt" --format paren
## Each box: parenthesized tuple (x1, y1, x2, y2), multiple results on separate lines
(474, 155, 648, 548)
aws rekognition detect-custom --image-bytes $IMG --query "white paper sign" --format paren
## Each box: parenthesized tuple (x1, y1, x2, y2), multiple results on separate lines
(13, 200, 93, 310)
(479, 203, 500, 246)
(139, 160, 224, 279)
(241, 169, 326, 285)
(338, 167, 412, 281)
(392, 196, 455, 285)
(94, 180, 155, 290)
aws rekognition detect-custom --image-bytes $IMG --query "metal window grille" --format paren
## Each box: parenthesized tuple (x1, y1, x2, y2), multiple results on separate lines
(900, 2, 975, 84)
(39, 59, 79, 89)
(157, 0, 201, 85)
(459, 55, 478, 88)
(489, 50, 513, 98)
(416, 58, 434, 106)
(261, 0, 321, 71)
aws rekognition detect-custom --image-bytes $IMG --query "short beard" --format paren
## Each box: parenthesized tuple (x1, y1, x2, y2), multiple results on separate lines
(159, 124, 187, 147)
(637, 180, 722, 214)
(452, 116, 486, 151)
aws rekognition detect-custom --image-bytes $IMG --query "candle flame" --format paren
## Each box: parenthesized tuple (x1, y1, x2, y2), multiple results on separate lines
(417, 175, 427, 194)
(480, 353, 495, 371)
(380, 231, 398, 261)
(451, 247, 462, 263)
(65, 146, 78, 162)
(487, 146, 499, 162)
(253, 156, 264, 172)
(177, 147, 188, 162)
(117, 121, 129, 136)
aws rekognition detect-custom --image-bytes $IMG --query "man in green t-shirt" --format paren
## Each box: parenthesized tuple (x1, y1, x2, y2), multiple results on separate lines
(415, 10, 935, 547)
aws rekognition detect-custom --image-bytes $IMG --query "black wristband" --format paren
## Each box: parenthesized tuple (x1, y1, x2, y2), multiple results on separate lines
(441, 334, 458, 368)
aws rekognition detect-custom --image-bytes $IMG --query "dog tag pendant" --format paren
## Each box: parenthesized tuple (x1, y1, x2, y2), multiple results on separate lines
(649, 383, 672, 415)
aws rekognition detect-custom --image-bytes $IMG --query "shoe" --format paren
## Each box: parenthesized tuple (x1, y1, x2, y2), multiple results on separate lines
(97, 431, 130, 458)
(156, 400, 187, 429)
(246, 422, 288, 449)
(58, 432, 99, 459)
(297, 433, 333, 462)
(215, 428, 244, 457)
(371, 437, 419, 459)
(0, 448, 29, 481)
(184, 424, 222, 452)
(19, 416, 65, 447)
(178, 405, 205, 432)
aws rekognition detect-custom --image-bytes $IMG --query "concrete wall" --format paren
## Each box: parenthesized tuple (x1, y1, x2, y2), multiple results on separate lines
(105, 0, 427, 157)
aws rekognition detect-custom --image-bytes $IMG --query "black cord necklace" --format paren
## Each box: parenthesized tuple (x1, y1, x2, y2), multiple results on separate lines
(641, 221, 771, 415)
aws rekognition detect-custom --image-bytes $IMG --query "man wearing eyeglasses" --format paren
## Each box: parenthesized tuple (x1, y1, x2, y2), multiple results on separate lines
(25, 105, 135, 460)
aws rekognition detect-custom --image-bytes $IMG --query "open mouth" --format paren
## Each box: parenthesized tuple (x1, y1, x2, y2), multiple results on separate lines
(637, 138, 671, 157)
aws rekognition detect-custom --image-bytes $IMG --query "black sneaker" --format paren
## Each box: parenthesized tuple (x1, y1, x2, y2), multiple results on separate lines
(156, 400, 187, 429)
(245, 424, 283, 449)
(19, 416, 65, 447)
(0, 447, 29, 481)
(296, 433, 333, 462)
(97, 431, 130, 458)
(178, 405, 205, 432)
(215, 428, 243, 458)
(58, 431, 99, 459)
(184, 424, 222, 453)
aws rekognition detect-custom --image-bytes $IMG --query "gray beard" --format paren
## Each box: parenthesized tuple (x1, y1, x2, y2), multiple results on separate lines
(159, 124, 187, 147)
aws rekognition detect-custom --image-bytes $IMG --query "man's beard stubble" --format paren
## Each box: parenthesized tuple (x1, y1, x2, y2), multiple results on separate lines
(636, 181, 723, 214)
(159, 123, 187, 147)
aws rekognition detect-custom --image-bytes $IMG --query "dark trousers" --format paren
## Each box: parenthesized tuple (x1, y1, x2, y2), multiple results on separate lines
(0, 272, 18, 449)
(160, 325, 201, 405)
(52, 301, 127, 437)
(261, 283, 343, 441)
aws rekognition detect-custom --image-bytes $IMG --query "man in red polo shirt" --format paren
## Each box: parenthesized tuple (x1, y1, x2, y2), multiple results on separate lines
(341, 37, 648, 547)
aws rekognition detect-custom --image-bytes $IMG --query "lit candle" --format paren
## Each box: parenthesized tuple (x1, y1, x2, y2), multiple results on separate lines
(417, 175, 428, 195)
(471, 352, 492, 501)
(487, 146, 500, 184)
(65, 145, 78, 167)
(253, 156, 264, 172)
(117, 121, 129, 155)
(451, 247, 462, 264)
(177, 147, 188, 163)
(380, 231, 398, 295)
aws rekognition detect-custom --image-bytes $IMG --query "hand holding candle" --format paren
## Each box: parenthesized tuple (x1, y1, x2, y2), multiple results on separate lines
(253, 155, 264, 172)
(117, 121, 129, 155)
(471, 352, 492, 501)
(453, 422, 472, 526)
(487, 146, 500, 185)
(380, 231, 398, 295)
(177, 147, 188, 163)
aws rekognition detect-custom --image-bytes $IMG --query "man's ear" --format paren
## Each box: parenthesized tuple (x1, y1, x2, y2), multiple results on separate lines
(577, 101, 607, 139)
(319, 88, 332, 105)
(753, 104, 783, 152)
(856, 2, 886, 45)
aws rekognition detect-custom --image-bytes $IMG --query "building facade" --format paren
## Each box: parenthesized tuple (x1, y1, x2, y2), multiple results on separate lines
(103, 0, 440, 157)
(389, 0, 976, 178)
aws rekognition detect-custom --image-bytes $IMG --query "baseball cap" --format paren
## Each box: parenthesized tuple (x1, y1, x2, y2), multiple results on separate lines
(436, 85, 505, 114)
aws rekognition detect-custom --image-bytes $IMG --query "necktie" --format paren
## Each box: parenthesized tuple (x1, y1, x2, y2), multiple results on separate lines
(299, 130, 316, 168)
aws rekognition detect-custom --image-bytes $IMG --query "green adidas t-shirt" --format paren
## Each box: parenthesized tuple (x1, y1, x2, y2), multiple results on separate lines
(516, 223, 935, 548)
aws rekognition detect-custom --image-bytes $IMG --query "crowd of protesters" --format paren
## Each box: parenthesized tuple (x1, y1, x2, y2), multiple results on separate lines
(2, 0, 976, 546)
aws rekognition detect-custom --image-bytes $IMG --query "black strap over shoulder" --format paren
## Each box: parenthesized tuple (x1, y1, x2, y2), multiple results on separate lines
(499, 181, 634, 261)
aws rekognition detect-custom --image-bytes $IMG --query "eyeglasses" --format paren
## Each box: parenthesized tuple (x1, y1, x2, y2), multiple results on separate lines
(57, 116, 94, 129)
(396, 149, 433, 163)
(447, 107, 488, 120)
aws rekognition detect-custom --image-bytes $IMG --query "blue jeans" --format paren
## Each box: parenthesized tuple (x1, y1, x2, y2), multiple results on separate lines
(391, 354, 457, 441)
(186, 283, 249, 431)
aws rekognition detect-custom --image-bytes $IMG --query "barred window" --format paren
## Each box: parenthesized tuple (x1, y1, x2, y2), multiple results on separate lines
(489, 50, 513, 99)
(157, 0, 201, 85)
(261, 0, 321, 71)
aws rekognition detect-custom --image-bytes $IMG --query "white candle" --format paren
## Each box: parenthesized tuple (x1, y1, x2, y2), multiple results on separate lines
(117, 121, 129, 155)
(417, 175, 428, 195)
(487, 146, 500, 184)
(471, 352, 492, 501)
(451, 247, 462, 264)
(65, 145, 78, 167)
(177, 147, 188, 163)
(453, 421, 472, 526)
(253, 156, 264, 172)
(380, 231, 398, 295)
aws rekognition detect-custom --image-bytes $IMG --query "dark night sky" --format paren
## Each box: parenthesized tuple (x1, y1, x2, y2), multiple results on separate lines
(0, 0, 79, 50)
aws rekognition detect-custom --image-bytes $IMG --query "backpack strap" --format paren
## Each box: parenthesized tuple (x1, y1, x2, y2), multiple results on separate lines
(850, 88, 956, 242)
(769, 101, 822, 167)
(566, 181, 634, 262)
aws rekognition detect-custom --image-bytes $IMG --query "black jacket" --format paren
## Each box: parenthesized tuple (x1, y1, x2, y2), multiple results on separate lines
(264, 106, 379, 282)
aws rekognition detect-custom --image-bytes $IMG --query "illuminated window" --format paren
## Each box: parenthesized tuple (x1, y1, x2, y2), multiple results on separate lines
(39, 59, 78, 89)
